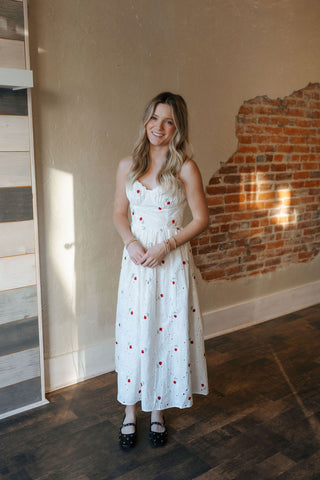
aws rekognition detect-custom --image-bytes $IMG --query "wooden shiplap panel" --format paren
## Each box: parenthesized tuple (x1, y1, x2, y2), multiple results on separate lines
(0, 0, 24, 41)
(0, 285, 37, 325)
(0, 253, 36, 291)
(0, 316, 38, 356)
(0, 116, 29, 151)
(0, 220, 34, 257)
(0, 377, 41, 415)
(0, 347, 40, 388)
(0, 152, 31, 187)
(0, 38, 25, 69)
(0, 186, 33, 222)
(0, 88, 28, 115)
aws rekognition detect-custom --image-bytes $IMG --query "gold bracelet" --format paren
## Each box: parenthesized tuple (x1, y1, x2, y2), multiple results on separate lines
(171, 236, 177, 249)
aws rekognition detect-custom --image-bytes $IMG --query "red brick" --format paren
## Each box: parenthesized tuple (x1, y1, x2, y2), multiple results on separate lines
(226, 185, 243, 194)
(267, 240, 284, 249)
(293, 171, 310, 179)
(209, 206, 224, 215)
(206, 185, 226, 195)
(210, 233, 227, 244)
(224, 175, 241, 184)
(238, 135, 252, 144)
(238, 145, 258, 153)
(207, 196, 224, 206)
(219, 165, 238, 174)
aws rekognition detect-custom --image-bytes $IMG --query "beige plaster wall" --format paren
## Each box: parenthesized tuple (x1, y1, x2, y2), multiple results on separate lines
(28, 0, 320, 382)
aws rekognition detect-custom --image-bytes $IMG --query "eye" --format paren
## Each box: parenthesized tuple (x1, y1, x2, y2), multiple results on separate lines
(151, 115, 157, 120)
(166, 120, 174, 125)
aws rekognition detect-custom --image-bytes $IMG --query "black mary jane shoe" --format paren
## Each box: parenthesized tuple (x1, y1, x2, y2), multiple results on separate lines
(149, 418, 168, 447)
(119, 416, 137, 449)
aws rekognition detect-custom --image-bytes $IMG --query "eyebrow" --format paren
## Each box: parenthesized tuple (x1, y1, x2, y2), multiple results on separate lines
(152, 114, 174, 120)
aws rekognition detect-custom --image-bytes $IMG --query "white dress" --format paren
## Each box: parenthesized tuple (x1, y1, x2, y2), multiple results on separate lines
(115, 180, 208, 412)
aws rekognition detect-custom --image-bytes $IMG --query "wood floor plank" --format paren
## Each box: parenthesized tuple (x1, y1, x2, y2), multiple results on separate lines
(0, 303, 319, 479)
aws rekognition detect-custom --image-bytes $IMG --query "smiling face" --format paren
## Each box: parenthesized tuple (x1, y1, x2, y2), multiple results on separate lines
(146, 103, 176, 148)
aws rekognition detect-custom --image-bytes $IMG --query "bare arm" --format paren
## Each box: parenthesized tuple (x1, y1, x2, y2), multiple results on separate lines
(113, 157, 146, 263)
(174, 158, 209, 246)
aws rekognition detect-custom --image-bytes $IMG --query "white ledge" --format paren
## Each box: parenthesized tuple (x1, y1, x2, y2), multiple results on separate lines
(0, 67, 33, 89)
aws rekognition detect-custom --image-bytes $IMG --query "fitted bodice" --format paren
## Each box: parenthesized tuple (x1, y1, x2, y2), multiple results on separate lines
(126, 181, 187, 233)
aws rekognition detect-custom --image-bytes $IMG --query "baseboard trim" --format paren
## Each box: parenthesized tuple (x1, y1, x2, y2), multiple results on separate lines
(203, 280, 320, 340)
(44, 280, 320, 393)
(45, 339, 115, 393)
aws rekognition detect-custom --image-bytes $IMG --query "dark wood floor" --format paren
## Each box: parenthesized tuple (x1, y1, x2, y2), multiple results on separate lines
(1, 303, 320, 480)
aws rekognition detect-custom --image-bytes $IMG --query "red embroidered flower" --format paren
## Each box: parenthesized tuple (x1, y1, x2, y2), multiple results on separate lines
(190, 340, 194, 344)
(137, 190, 140, 193)
(193, 308, 196, 312)
(174, 348, 178, 351)
(188, 363, 191, 367)
(160, 294, 163, 297)
(115, 341, 118, 344)
(173, 380, 176, 384)
(139, 389, 141, 394)
(188, 396, 191, 400)
(172, 281, 175, 285)
(201, 384, 205, 387)
(159, 361, 162, 365)
(134, 276, 137, 280)
(158, 396, 161, 400)
(174, 315, 177, 318)
(158, 207, 162, 210)
(144, 315, 147, 319)
(141, 350, 144, 354)
(167, 201, 170, 205)
(132, 211, 134, 215)
(183, 261, 186, 265)
(159, 328, 162, 331)
(172, 219, 175, 224)
(131, 311, 133, 315)
(139, 217, 143, 221)
(162, 260, 165, 264)
(128, 379, 131, 383)
(129, 345, 132, 349)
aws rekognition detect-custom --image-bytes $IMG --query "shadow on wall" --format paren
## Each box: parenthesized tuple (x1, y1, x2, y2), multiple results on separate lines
(192, 83, 320, 281)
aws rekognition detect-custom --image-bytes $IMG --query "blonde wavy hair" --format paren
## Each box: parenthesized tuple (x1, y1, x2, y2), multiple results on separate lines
(127, 92, 192, 192)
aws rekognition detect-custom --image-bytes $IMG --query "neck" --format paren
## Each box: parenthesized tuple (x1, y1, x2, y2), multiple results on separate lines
(149, 144, 168, 166)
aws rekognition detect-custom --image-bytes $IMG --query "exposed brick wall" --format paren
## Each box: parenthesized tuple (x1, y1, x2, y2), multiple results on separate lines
(192, 83, 320, 281)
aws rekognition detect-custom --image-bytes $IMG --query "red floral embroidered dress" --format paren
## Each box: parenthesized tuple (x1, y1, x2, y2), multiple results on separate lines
(115, 180, 208, 411)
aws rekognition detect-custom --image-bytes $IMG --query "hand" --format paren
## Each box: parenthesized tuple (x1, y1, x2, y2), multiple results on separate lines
(127, 240, 147, 265)
(140, 242, 167, 268)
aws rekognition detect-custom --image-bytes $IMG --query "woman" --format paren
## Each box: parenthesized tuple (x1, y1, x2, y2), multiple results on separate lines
(113, 92, 209, 449)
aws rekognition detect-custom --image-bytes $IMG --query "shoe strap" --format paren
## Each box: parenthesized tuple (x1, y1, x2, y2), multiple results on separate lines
(150, 421, 165, 427)
(122, 422, 136, 427)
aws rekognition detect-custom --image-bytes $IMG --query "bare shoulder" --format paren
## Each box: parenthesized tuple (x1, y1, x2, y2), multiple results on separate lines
(180, 158, 202, 183)
(118, 155, 133, 174)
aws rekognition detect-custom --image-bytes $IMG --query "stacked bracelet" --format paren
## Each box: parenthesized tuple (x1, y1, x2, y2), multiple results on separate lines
(125, 237, 138, 248)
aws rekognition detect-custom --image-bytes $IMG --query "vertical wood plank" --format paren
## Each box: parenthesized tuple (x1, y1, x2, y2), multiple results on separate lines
(0, 88, 28, 115)
(0, 38, 25, 68)
(0, 186, 33, 222)
(0, 285, 37, 325)
(0, 347, 40, 388)
(0, 377, 41, 415)
(0, 0, 24, 41)
(0, 152, 31, 187)
(0, 116, 29, 151)
(0, 220, 35, 257)
(0, 253, 36, 290)
(0, 317, 39, 356)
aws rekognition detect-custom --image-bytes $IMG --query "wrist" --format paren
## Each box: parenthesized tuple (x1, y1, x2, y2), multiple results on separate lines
(125, 237, 138, 248)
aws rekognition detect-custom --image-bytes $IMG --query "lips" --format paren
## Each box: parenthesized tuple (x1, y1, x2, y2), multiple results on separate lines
(152, 131, 164, 137)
